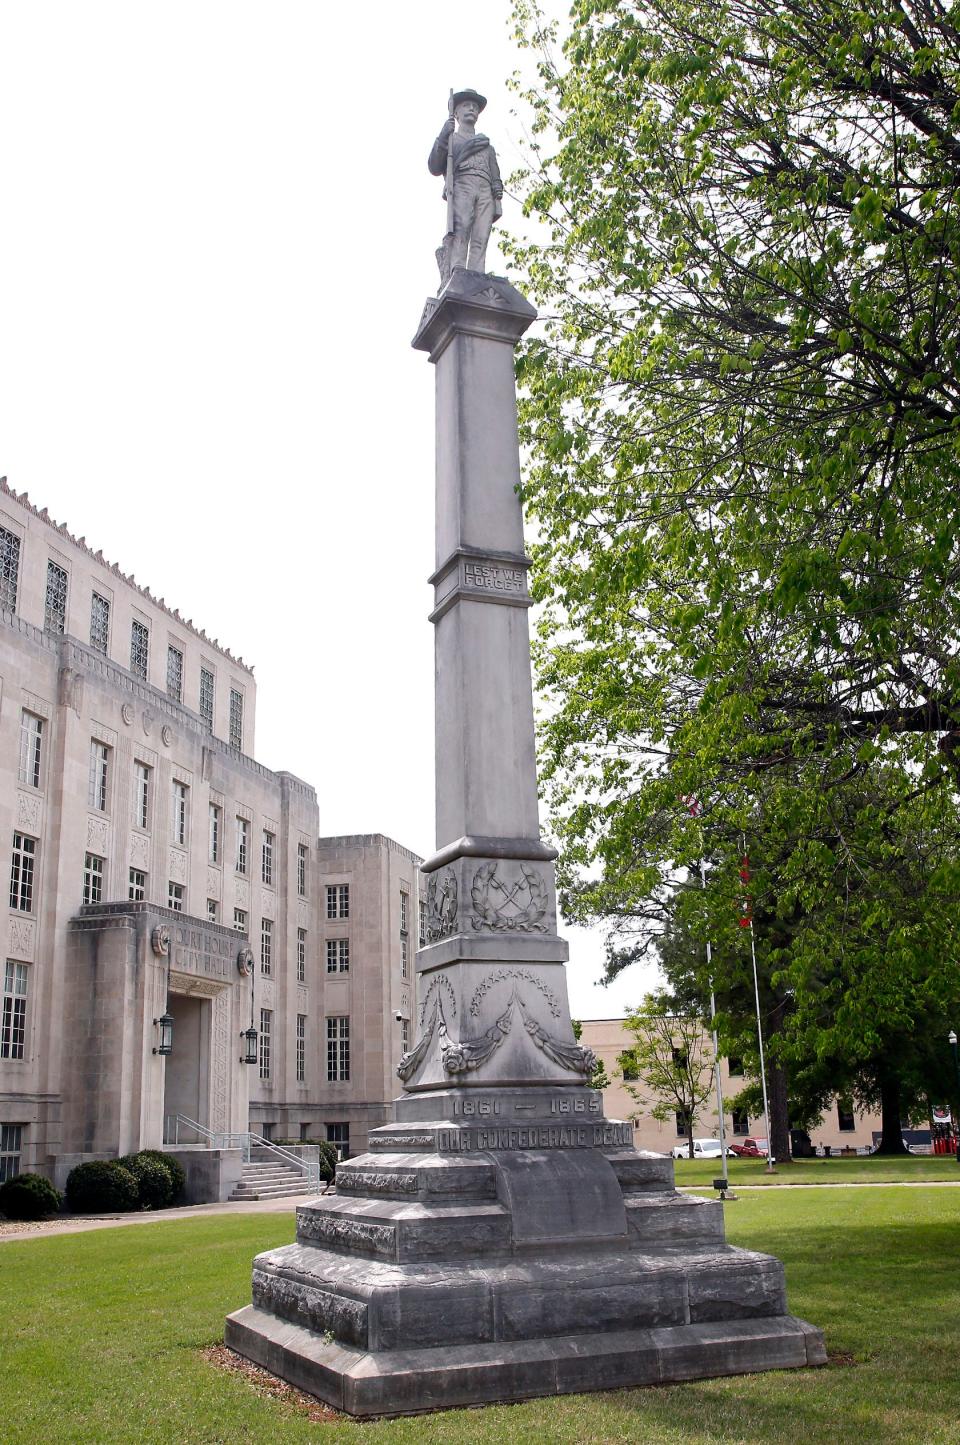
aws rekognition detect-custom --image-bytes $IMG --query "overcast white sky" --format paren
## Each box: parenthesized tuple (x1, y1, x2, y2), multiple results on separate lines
(0, 1, 661, 1017)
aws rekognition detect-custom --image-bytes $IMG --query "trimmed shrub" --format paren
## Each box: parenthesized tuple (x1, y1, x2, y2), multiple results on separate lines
(119, 1154, 174, 1210)
(65, 1160, 139, 1214)
(316, 1141, 339, 1182)
(0, 1172, 62, 1221)
(135, 1150, 186, 1200)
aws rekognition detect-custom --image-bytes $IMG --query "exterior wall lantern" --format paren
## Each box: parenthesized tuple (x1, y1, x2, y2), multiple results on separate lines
(153, 1011, 174, 1056)
(241, 1025, 258, 1066)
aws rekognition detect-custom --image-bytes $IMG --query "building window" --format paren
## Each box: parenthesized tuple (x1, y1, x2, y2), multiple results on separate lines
(208, 804, 220, 864)
(18, 712, 43, 790)
(419, 897, 427, 948)
(83, 853, 104, 906)
(172, 781, 188, 847)
(199, 667, 215, 730)
(0, 526, 21, 611)
(297, 843, 308, 897)
(168, 881, 184, 912)
(129, 868, 146, 902)
(297, 928, 307, 983)
(134, 762, 150, 830)
(229, 688, 243, 750)
(296, 1014, 306, 1083)
(90, 592, 110, 653)
(166, 645, 183, 702)
(130, 619, 149, 680)
(88, 741, 109, 812)
(838, 1101, 856, 1132)
(259, 1009, 272, 1080)
(675, 1110, 690, 1138)
(299, 1122, 312, 1142)
(10, 834, 37, 913)
(0, 1123, 23, 1182)
(236, 817, 248, 875)
(401, 935, 409, 979)
(400, 890, 409, 935)
(731, 1109, 750, 1136)
(261, 831, 274, 886)
(45, 560, 68, 633)
(326, 938, 349, 974)
(727, 1056, 744, 1077)
(401, 1016, 410, 1053)
(326, 1122, 350, 1159)
(326, 1016, 350, 1081)
(234, 908, 247, 932)
(261, 918, 273, 976)
(326, 883, 349, 919)
(1, 961, 29, 1060)
(207, 898, 219, 922)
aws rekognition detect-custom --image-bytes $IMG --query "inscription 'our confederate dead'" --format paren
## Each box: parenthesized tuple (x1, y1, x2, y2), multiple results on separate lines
(436, 1122, 632, 1153)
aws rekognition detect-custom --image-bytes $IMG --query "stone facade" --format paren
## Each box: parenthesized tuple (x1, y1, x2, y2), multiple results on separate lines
(580, 1018, 885, 1154)
(0, 478, 418, 1185)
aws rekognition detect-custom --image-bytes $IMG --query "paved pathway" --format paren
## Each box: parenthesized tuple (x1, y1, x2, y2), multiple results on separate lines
(3, 1177, 959, 1242)
(0, 1190, 312, 1243)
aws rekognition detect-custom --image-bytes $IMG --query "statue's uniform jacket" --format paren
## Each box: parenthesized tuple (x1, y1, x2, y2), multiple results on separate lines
(428, 131, 503, 273)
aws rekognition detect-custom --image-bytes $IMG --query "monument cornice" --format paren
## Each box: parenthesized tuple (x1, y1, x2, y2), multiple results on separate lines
(420, 833, 558, 874)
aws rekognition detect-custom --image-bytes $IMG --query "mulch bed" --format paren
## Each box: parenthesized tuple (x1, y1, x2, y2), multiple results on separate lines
(202, 1343, 342, 1423)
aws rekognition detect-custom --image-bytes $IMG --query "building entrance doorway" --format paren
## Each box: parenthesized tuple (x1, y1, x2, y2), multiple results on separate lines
(163, 992, 211, 1132)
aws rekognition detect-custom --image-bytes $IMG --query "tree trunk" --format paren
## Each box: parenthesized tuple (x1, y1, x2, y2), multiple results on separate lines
(768, 1061, 792, 1165)
(687, 1118, 694, 1158)
(874, 1070, 910, 1155)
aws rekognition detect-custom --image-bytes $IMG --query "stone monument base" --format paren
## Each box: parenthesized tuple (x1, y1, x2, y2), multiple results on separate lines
(225, 1090, 825, 1416)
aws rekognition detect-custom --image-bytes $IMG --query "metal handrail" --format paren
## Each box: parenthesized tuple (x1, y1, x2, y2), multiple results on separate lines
(164, 1114, 321, 1190)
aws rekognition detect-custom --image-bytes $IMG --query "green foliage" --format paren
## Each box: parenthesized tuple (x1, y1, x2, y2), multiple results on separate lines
(315, 1140, 339, 1182)
(507, 0, 960, 1128)
(118, 1154, 174, 1210)
(135, 1149, 186, 1199)
(619, 990, 717, 1151)
(572, 1019, 612, 1088)
(0, 1172, 62, 1221)
(65, 1160, 139, 1214)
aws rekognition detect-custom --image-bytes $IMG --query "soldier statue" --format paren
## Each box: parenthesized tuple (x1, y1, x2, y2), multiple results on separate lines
(428, 88, 503, 283)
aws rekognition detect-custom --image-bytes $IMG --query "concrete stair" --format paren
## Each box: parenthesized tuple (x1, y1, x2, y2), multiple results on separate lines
(228, 1160, 318, 1202)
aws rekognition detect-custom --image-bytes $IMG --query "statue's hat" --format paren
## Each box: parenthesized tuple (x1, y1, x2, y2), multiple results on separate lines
(452, 88, 487, 112)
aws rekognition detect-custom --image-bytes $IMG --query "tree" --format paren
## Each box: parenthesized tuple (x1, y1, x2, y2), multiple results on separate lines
(506, 0, 960, 1145)
(618, 991, 717, 1155)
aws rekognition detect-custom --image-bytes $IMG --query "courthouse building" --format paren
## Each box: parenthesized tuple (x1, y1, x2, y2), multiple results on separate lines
(0, 478, 419, 1192)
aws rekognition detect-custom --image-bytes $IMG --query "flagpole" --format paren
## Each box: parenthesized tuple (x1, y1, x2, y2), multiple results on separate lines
(701, 862, 729, 1180)
(742, 836, 775, 1172)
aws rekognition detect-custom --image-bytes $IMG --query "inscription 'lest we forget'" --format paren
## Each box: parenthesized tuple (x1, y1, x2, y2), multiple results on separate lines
(437, 1122, 632, 1153)
(462, 562, 526, 594)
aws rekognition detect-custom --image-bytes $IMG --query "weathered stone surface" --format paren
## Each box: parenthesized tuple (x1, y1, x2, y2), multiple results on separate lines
(224, 1306, 821, 1417)
(624, 1192, 725, 1248)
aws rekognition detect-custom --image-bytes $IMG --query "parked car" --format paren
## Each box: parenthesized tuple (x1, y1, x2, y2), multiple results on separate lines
(729, 1137, 768, 1159)
(671, 1138, 726, 1160)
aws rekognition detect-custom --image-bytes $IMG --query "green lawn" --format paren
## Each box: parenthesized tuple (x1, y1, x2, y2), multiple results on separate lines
(2, 1188, 958, 1443)
(672, 1153, 960, 1187)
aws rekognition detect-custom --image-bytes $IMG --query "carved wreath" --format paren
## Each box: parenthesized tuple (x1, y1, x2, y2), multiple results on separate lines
(151, 925, 171, 957)
(470, 862, 548, 933)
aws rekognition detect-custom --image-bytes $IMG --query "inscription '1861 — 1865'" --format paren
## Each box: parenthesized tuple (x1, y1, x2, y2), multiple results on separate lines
(437, 1122, 632, 1153)
(462, 562, 525, 594)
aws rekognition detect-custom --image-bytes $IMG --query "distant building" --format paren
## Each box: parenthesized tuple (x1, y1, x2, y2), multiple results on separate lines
(579, 1018, 885, 1155)
(0, 479, 418, 1193)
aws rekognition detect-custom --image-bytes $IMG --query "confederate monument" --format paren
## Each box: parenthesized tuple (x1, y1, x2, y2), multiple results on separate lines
(225, 89, 825, 1415)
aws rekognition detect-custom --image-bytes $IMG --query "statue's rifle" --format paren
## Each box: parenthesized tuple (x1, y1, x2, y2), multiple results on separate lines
(438, 87, 455, 284)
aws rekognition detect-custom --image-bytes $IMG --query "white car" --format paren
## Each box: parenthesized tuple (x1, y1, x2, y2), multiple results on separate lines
(671, 1138, 726, 1161)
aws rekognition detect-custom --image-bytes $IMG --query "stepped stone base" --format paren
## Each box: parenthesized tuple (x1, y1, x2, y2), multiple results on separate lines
(226, 1308, 824, 1417)
(226, 1089, 825, 1416)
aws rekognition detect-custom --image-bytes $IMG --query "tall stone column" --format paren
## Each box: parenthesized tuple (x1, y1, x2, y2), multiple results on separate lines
(401, 270, 586, 1093)
(225, 273, 825, 1417)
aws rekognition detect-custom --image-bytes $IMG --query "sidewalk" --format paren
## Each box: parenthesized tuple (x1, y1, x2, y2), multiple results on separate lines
(0, 1188, 319, 1243)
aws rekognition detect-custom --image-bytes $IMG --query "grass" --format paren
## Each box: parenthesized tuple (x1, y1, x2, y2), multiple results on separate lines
(1, 1188, 959, 1443)
(672, 1153, 960, 1187)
